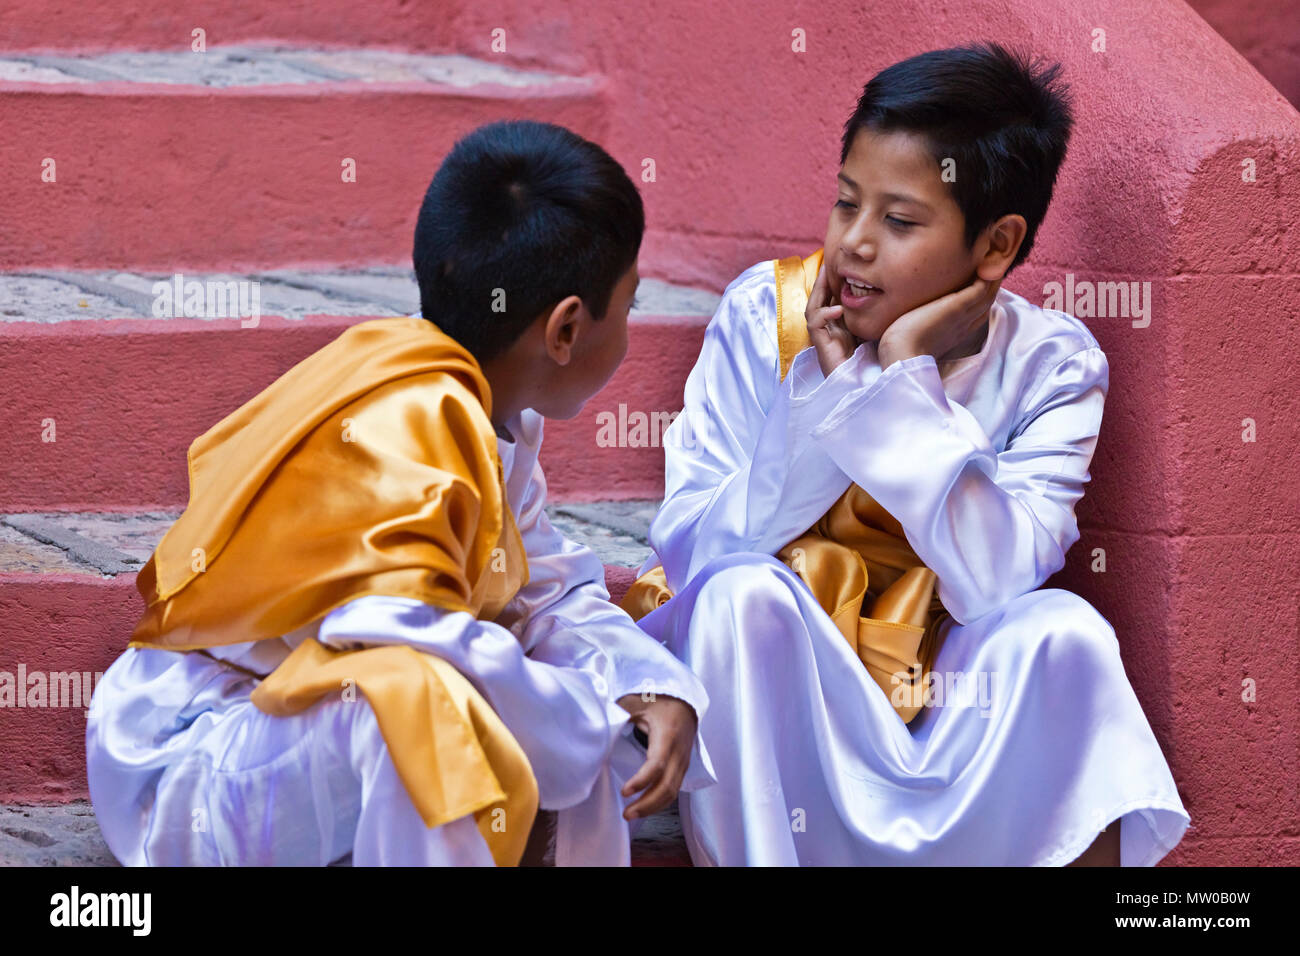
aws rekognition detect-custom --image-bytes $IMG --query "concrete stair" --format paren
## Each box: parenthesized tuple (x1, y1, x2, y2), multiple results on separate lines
(0, 48, 608, 269)
(0, 270, 716, 510)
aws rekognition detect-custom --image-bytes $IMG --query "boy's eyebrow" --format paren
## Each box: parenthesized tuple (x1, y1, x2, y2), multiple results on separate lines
(837, 172, 932, 211)
(880, 192, 931, 211)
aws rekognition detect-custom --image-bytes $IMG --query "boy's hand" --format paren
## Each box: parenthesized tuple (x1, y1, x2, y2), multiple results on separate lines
(615, 693, 698, 820)
(877, 275, 1001, 371)
(806, 263, 860, 377)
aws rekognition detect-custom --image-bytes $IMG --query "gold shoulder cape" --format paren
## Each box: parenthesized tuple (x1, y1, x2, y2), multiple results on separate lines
(130, 315, 537, 864)
(620, 249, 950, 724)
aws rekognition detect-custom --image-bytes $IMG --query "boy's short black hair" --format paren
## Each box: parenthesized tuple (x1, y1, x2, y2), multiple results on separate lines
(841, 41, 1074, 272)
(413, 120, 644, 363)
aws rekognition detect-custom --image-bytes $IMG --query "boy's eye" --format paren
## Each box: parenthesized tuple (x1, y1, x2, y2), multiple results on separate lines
(886, 216, 916, 228)
(834, 199, 855, 210)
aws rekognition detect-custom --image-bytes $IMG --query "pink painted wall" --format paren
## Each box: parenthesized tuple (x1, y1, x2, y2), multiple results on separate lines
(1188, 0, 1300, 107)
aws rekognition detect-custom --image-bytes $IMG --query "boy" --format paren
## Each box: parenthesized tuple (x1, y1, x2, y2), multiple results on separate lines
(86, 119, 712, 867)
(620, 43, 1190, 866)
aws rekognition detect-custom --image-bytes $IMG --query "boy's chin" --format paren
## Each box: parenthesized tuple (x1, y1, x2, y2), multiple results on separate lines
(536, 396, 588, 421)
(843, 314, 893, 344)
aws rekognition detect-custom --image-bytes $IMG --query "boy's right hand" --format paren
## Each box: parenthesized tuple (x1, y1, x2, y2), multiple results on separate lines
(806, 263, 860, 377)
(616, 693, 697, 820)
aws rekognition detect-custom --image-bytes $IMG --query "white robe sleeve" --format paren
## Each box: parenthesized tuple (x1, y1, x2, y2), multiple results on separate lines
(647, 265, 870, 593)
(500, 457, 711, 728)
(316, 596, 620, 812)
(801, 346, 1109, 625)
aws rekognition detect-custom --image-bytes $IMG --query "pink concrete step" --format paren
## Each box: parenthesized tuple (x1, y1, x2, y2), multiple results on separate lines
(0, 2, 549, 60)
(0, 270, 717, 509)
(0, 504, 655, 803)
(0, 47, 607, 270)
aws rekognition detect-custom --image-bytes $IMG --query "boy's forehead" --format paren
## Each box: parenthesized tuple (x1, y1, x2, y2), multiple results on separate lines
(840, 128, 948, 204)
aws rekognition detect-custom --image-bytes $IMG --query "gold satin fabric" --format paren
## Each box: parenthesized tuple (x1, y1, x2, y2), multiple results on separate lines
(129, 315, 537, 864)
(621, 250, 950, 724)
(252, 637, 537, 865)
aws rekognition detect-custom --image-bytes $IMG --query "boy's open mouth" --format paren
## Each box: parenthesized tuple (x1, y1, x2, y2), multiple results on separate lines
(838, 273, 883, 308)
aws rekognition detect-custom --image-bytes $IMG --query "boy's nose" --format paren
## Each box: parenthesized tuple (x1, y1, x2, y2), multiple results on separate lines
(840, 239, 877, 267)
(840, 220, 877, 260)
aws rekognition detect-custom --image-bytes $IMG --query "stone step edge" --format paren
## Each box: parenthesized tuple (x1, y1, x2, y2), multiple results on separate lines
(0, 799, 691, 867)
(0, 268, 721, 324)
(0, 502, 660, 578)
(0, 46, 598, 92)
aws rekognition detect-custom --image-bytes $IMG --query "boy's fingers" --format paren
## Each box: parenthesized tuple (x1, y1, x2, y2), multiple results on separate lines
(620, 743, 653, 791)
(938, 277, 997, 324)
(622, 760, 667, 815)
(808, 302, 844, 335)
(625, 758, 682, 819)
(970, 279, 1000, 321)
(624, 781, 664, 819)
(621, 721, 669, 797)
(954, 278, 990, 307)
(621, 712, 684, 810)
(807, 264, 838, 318)
(628, 734, 693, 818)
(629, 783, 671, 819)
(809, 263, 827, 308)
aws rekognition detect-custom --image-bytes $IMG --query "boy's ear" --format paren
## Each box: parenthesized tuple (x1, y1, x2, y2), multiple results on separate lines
(541, 295, 586, 365)
(975, 214, 1028, 282)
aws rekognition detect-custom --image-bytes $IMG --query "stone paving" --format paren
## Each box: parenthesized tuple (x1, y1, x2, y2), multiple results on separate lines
(0, 500, 692, 866)
(0, 268, 720, 324)
(0, 47, 594, 89)
(0, 502, 657, 576)
(0, 800, 690, 867)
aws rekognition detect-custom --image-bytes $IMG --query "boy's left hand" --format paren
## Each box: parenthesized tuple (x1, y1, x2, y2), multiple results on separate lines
(615, 693, 698, 820)
(878, 275, 1002, 371)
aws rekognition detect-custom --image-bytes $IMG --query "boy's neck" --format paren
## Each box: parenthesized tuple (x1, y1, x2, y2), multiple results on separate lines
(480, 357, 524, 442)
(938, 309, 990, 362)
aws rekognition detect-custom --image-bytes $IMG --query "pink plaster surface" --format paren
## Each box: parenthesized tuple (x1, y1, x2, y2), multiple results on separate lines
(0, 314, 704, 508)
(0, 82, 608, 270)
(1188, 0, 1300, 107)
(1, 0, 1298, 866)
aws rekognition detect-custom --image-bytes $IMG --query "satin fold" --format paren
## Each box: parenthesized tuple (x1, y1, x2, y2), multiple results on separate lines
(251, 636, 537, 866)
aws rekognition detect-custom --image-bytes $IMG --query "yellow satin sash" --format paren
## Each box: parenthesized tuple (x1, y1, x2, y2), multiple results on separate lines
(129, 315, 537, 864)
(621, 250, 950, 724)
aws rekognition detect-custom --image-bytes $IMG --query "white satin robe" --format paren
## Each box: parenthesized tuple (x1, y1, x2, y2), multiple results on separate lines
(633, 259, 1191, 866)
(86, 406, 714, 867)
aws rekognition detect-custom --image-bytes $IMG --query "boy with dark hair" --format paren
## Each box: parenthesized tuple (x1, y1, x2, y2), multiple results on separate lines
(87, 119, 712, 867)
(621, 43, 1190, 866)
